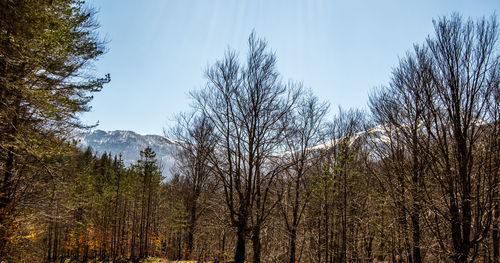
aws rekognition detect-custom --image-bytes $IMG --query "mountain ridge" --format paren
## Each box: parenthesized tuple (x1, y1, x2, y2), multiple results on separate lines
(75, 126, 390, 176)
(75, 129, 179, 174)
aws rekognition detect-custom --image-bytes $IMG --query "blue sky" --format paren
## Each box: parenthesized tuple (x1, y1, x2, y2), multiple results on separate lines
(82, 0, 498, 135)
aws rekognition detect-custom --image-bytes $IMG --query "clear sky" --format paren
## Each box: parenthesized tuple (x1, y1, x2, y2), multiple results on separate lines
(82, 0, 498, 135)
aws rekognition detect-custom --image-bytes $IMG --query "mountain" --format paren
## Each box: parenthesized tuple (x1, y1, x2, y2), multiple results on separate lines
(75, 130, 179, 175)
(75, 126, 390, 177)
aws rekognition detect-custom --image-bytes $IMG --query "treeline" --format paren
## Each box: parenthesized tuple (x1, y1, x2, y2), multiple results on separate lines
(0, 142, 200, 262)
(42, 146, 177, 262)
(163, 15, 498, 263)
(0, 0, 498, 262)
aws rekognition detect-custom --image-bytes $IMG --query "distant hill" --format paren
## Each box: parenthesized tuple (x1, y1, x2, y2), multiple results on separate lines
(74, 130, 179, 175)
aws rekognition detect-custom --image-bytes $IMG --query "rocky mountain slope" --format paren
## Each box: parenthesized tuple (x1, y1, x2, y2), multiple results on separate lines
(75, 130, 178, 174)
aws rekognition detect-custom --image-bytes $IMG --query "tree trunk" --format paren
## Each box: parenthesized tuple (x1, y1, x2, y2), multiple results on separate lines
(47, 221, 53, 261)
(53, 221, 58, 260)
(145, 177, 152, 258)
(493, 187, 499, 263)
(341, 169, 347, 263)
(289, 227, 297, 263)
(324, 195, 329, 263)
(188, 202, 197, 259)
(0, 147, 14, 257)
(234, 222, 246, 263)
(252, 227, 261, 263)
(411, 211, 422, 263)
(131, 197, 138, 260)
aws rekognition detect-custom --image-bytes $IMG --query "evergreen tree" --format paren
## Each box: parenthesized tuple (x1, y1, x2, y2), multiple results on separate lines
(0, 0, 109, 258)
(135, 147, 162, 259)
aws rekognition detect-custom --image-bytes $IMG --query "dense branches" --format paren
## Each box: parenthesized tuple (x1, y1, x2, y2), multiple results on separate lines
(1, 4, 498, 262)
(191, 32, 300, 263)
(0, 0, 109, 259)
(278, 91, 329, 263)
(370, 14, 499, 263)
(169, 112, 217, 258)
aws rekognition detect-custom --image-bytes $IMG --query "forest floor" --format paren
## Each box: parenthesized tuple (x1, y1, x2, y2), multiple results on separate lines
(141, 258, 195, 263)
(142, 259, 195, 263)
(141, 258, 218, 263)
(142, 258, 248, 263)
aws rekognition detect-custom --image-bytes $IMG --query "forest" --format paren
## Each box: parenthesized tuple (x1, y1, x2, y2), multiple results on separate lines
(0, 0, 498, 262)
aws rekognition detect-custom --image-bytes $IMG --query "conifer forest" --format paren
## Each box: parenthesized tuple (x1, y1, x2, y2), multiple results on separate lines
(0, 1, 498, 262)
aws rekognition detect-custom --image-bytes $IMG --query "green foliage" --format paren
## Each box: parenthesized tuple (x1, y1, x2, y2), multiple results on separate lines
(309, 164, 335, 200)
(0, 0, 109, 258)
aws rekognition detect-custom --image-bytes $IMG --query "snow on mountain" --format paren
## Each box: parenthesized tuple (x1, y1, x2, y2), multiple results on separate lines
(309, 125, 391, 151)
(74, 130, 179, 175)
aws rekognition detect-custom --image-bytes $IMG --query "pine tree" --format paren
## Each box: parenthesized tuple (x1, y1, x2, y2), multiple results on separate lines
(136, 147, 162, 258)
(0, 0, 109, 258)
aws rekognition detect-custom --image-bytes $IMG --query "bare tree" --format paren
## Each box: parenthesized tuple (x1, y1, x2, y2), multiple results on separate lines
(370, 14, 499, 262)
(169, 112, 217, 258)
(328, 108, 366, 263)
(191, 32, 300, 263)
(278, 90, 329, 263)
(418, 14, 499, 262)
(486, 81, 500, 263)
(369, 45, 434, 263)
(305, 108, 367, 263)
